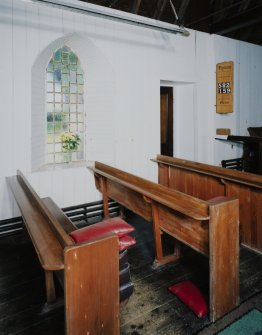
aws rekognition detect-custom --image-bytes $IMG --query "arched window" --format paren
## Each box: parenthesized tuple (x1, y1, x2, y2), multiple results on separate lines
(45, 46, 84, 164)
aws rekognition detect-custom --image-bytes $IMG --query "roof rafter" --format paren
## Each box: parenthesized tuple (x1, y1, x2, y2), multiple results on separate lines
(174, 0, 190, 24)
(131, 0, 142, 14)
(212, 7, 262, 35)
(238, 0, 252, 12)
(153, 0, 168, 20)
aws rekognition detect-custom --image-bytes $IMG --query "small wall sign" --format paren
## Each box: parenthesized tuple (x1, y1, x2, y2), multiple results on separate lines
(216, 61, 234, 113)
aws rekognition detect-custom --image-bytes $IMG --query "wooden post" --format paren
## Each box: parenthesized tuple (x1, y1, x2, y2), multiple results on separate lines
(158, 163, 169, 187)
(101, 177, 110, 218)
(152, 202, 181, 267)
(209, 199, 239, 322)
(64, 234, 119, 335)
(45, 270, 56, 304)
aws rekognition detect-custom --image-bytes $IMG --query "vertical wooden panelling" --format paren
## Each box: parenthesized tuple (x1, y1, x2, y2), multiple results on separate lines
(158, 164, 169, 187)
(209, 199, 239, 322)
(226, 182, 262, 250)
(253, 189, 262, 250)
(169, 167, 225, 200)
(65, 235, 119, 335)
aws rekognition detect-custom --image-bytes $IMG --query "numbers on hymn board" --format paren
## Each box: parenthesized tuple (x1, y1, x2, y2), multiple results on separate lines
(218, 82, 231, 94)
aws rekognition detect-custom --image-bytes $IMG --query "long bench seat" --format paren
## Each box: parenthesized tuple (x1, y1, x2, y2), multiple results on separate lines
(89, 161, 240, 322)
(7, 171, 120, 335)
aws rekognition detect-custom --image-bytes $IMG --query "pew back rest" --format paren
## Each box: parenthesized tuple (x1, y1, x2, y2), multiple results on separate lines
(7, 173, 69, 270)
(92, 161, 210, 221)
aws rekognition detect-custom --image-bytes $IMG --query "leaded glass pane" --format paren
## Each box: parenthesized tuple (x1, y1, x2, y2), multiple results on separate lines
(63, 104, 69, 113)
(63, 94, 69, 103)
(54, 123, 62, 133)
(70, 94, 77, 103)
(55, 94, 61, 103)
(70, 124, 77, 133)
(77, 113, 83, 122)
(47, 113, 53, 122)
(78, 85, 84, 94)
(62, 114, 69, 122)
(55, 83, 61, 93)
(78, 94, 84, 104)
(54, 49, 61, 62)
(47, 60, 54, 72)
(55, 104, 62, 113)
(46, 45, 85, 164)
(69, 52, 76, 64)
(77, 74, 83, 84)
(70, 84, 77, 93)
(62, 74, 69, 86)
(70, 113, 77, 122)
(70, 71, 76, 83)
(54, 69, 61, 82)
(70, 104, 76, 113)
(47, 83, 53, 92)
(78, 123, 84, 132)
(47, 134, 54, 143)
(47, 123, 54, 133)
(55, 143, 61, 152)
(62, 86, 69, 94)
(54, 113, 62, 122)
(46, 72, 53, 82)
(78, 104, 84, 113)
(47, 103, 54, 113)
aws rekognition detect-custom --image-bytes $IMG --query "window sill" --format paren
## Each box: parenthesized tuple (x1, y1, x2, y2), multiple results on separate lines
(33, 160, 94, 172)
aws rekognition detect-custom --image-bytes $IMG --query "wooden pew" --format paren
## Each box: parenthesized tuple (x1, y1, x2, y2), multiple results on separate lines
(89, 161, 239, 322)
(152, 154, 262, 253)
(7, 170, 119, 335)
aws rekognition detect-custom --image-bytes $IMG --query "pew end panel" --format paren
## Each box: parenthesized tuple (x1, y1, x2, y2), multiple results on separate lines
(209, 198, 239, 322)
(64, 234, 120, 335)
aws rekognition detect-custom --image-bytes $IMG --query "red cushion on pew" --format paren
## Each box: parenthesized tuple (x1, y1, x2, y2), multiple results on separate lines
(168, 280, 208, 318)
(69, 217, 134, 243)
(119, 235, 136, 252)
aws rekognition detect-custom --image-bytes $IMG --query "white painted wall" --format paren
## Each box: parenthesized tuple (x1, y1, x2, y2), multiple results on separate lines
(0, 0, 261, 220)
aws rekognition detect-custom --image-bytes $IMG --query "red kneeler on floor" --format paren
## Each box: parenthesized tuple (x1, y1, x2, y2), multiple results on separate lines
(168, 281, 208, 318)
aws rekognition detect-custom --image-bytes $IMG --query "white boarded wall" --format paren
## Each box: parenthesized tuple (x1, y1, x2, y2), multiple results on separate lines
(0, 0, 261, 220)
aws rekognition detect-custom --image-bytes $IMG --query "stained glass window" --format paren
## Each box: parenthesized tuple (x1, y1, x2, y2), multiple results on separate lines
(45, 46, 84, 164)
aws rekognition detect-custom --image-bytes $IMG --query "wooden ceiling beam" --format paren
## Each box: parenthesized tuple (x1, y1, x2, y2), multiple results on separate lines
(213, 11, 262, 35)
(105, 0, 120, 8)
(131, 0, 142, 14)
(175, 0, 190, 24)
(238, 0, 252, 12)
(153, 0, 168, 20)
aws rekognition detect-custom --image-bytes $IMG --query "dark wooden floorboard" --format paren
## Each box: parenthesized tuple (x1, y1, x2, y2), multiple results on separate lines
(0, 213, 261, 334)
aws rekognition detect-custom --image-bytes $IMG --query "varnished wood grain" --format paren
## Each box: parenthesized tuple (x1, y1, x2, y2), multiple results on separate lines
(158, 204, 209, 256)
(42, 197, 77, 234)
(154, 155, 262, 252)
(7, 176, 64, 271)
(209, 199, 239, 321)
(90, 162, 210, 220)
(64, 234, 119, 335)
(90, 161, 240, 322)
(7, 172, 121, 335)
